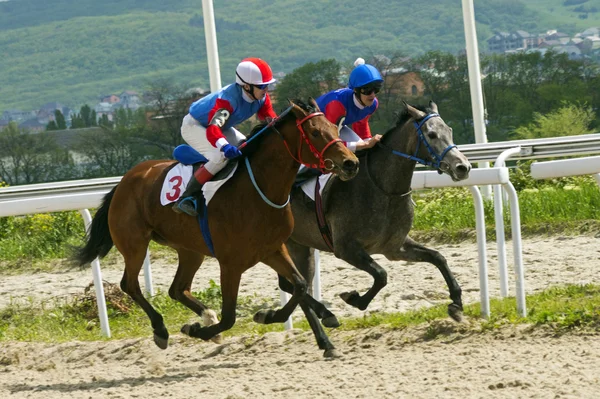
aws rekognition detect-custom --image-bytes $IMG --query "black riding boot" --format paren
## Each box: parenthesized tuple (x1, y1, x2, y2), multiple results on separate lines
(172, 177, 204, 217)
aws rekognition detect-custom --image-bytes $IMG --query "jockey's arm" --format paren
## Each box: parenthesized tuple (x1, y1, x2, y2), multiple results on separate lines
(352, 116, 381, 151)
(257, 93, 277, 121)
(206, 99, 234, 149)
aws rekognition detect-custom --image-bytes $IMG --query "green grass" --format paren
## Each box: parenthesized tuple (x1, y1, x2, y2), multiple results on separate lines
(1, 283, 599, 343)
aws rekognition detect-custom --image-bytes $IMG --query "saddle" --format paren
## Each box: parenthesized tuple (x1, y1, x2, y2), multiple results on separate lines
(172, 144, 238, 218)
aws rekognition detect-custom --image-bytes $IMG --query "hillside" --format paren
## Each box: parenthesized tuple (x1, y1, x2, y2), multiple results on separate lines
(1, 0, 600, 111)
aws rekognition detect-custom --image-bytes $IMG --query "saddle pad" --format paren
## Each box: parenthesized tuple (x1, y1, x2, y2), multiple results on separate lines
(160, 162, 238, 206)
(160, 163, 193, 205)
(300, 173, 334, 202)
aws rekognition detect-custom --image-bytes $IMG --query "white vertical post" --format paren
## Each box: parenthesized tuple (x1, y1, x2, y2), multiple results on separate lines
(79, 209, 111, 337)
(469, 186, 490, 318)
(201, 0, 222, 92)
(595, 173, 600, 188)
(279, 290, 293, 330)
(143, 249, 154, 296)
(462, 0, 491, 198)
(493, 147, 522, 297)
(505, 181, 526, 317)
(313, 249, 321, 301)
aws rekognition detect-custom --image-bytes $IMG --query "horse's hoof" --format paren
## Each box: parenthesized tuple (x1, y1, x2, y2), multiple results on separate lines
(153, 333, 169, 349)
(181, 322, 200, 336)
(253, 309, 274, 324)
(324, 348, 342, 358)
(339, 290, 361, 308)
(322, 315, 340, 328)
(448, 303, 465, 323)
(211, 334, 223, 344)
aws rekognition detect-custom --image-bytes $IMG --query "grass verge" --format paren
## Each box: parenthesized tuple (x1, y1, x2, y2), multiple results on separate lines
(1, 283, 599, 343)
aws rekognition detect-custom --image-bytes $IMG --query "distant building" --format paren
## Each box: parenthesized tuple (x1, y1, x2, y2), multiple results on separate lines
(2, 109, 36, 122)
(18, 118, 46, 132)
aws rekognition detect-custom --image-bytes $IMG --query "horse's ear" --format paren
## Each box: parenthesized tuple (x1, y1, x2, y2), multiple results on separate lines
(287, 99, 306, 118)
(309, 97, 321, 112)
(429, 100, 439, 113)
(404, 102, 426, 119)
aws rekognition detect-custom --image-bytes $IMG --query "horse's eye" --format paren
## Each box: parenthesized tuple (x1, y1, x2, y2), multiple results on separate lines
(428, 132, 438, 139)
(311, 130, 319, 138)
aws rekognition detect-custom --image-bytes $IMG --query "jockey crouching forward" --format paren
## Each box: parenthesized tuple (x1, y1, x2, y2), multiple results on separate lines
(318, 58, 384, 152)
(297, 58, 384, 181)
(174, 57, 277, 216)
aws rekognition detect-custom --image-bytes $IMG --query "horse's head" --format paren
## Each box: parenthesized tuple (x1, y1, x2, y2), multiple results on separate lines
(286, 99, 359, 181)
(394, 101, 471, 181)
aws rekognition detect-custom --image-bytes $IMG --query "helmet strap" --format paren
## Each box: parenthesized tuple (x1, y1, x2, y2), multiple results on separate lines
(236, 71, 259, 101)
(244, 84, 259, 101)
(354, 90, 366, 107)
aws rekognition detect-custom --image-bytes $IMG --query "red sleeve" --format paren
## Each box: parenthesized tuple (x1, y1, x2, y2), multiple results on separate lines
(257, 93, 277, 120)
(206, 98, 234, 147)
(324, 100, 347, 126)
(352, 115, 372, 139)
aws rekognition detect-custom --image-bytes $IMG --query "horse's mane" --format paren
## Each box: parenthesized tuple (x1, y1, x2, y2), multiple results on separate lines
(380, 103, 434, 145)
(244, 99, 317, 154)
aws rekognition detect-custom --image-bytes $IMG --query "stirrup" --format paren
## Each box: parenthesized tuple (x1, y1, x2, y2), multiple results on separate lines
(174, 196, 198, 217)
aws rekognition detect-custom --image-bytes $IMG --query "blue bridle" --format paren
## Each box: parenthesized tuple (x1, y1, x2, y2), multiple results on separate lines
(387, 113, 457, 170)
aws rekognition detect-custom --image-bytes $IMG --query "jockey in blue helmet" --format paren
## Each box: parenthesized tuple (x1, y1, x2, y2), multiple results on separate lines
(315, 58, 384, 152)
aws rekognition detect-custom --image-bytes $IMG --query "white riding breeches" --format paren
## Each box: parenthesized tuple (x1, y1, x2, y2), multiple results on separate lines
(181, 113, 246, 175)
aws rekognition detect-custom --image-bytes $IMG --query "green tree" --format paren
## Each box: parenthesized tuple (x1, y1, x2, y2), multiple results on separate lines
(46, 120, 58, 131)
(75, 125, 150, 177)
(90, 109, 98, 126)
(512, 103, 595, 139)
(54, 109, 67, 129)
(274, 59, 342, 107)
(80, 104, 93, 127)
(0, 122, 75, 184)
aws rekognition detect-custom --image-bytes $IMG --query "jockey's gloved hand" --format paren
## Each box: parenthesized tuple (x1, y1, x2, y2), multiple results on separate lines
(221, 144, 242, 160)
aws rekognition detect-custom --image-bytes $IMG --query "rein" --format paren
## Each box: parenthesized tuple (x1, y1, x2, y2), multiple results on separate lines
(240, 106, 341, 208)
(379, 113, 456, 171)
(245, 157, 290, 208)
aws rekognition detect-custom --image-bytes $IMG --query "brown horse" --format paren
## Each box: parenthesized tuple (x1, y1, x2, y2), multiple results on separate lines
(75, 100, 359, 356)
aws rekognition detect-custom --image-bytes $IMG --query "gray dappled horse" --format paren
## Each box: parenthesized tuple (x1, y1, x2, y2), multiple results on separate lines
(280, 101, 472, 355)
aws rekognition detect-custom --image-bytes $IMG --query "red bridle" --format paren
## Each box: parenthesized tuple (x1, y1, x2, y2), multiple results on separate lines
(282, 112, 342, 172)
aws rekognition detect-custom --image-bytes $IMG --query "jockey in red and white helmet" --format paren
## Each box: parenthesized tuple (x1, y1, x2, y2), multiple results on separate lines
(174, 57, 278, 216)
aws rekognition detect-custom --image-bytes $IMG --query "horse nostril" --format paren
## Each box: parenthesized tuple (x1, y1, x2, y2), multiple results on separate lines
(343, 159, 358, 172)
(457, 163, 470, 175)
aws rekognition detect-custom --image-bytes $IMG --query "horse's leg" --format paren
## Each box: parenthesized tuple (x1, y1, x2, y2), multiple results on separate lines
(279, 243, 340, 357)
(117, 235, 169, 349)
(253, 244, 307, 325)
(281, 242, 340, 327)
(387, 236, 464, 322)
(336, 240, 388, 311)
(169, 249, 223, 344)
(183, 263, 243, 341)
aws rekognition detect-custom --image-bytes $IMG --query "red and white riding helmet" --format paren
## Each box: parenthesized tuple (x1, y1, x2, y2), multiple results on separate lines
(235, 58, 277, 86)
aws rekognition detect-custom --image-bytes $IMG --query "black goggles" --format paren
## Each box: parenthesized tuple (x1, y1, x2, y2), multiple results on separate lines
(359, 85, 381, 95)
(254, 83, 269, 90)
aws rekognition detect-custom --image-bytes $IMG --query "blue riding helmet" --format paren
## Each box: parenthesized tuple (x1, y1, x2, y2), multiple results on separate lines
(348, 64, 383, 89)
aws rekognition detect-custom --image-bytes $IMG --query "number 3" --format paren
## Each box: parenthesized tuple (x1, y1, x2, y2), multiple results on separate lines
(166, 175, 183, 201)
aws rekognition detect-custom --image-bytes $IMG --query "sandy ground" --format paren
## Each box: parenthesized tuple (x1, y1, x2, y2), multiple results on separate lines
(1, 234, 599, 398)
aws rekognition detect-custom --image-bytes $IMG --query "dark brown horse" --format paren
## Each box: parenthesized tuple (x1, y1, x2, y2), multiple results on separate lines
(75, 100, 359, 356)
(280, 102, 471, 353)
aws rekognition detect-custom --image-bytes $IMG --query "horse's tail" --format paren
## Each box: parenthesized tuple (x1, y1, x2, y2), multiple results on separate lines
(74, 186, 116, 266)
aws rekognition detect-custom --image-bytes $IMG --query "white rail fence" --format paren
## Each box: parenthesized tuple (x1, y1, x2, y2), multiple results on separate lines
(3, 134, 600, 334)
